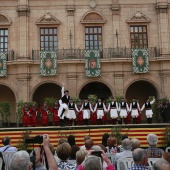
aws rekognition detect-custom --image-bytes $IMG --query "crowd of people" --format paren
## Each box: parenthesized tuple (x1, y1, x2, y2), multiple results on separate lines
(22, 85, 163, 127)
(0, 133, 170, 170)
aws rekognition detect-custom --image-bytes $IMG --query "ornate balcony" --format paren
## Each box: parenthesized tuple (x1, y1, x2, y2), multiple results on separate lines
(32, 47, 158, 61)
(0, 50, 15, 61)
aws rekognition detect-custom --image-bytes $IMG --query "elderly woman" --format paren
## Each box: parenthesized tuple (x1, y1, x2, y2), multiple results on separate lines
(145, 134, 164, 158)
(76, 150, 88, 166)
(56, 142, 76, 170)
(131, 138, 140, 151)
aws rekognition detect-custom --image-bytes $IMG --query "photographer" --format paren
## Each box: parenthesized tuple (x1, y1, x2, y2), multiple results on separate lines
(77, 150, 115, 170)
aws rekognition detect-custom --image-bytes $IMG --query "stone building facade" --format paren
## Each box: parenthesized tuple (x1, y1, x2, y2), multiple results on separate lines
(0, 0, 170, 123)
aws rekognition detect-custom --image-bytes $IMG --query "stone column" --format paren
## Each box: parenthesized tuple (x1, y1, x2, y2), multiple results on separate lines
(17, 0, 30, 59)
(111, 3, 120, 48)
(16, 63, 31, 102)
(113, 73, 124, 96)
(67, 75, 77, 97)
(156, 1, 169, 56)
(66, 0, 75, 49)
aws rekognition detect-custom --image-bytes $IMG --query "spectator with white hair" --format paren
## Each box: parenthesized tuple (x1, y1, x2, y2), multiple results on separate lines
(145, 134, 163, 158)
(115, 138, 132, 163)
(80, 135, 90, 150)
(128, 148, 150, 170)
(10, 134, 58, 170)
(131, 138, 140, 151)
(153, 159, 170, 170)
(10, 150, 32, 170)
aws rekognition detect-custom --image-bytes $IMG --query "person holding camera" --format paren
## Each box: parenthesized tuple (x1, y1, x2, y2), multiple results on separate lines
(10, 134, 58, 170)
(77, 150, 115, 170)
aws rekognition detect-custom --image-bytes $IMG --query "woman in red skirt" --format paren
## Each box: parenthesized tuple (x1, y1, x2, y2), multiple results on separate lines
(41, 101, 50, 126)
(22, 102, 30, 127)
(30, 102, 39, 127)
(53, 102, 59, 126)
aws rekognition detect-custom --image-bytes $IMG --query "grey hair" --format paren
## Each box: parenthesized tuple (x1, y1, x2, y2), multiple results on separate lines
(91, 145, 102, 151)
(153, 159, 170, 170)
(10, 150, 30, 170)
(83, 155, 102, 170)
(122, 138, 132, 150)
(132, 149, 147, 163)
(147, 134, 158, 145)
(131, 138, 140, 151)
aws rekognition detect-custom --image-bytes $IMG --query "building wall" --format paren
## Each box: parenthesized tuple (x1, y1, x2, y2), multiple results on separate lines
(0, 0, 170, 123)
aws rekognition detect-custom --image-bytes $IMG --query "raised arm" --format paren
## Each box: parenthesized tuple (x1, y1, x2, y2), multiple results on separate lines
(140, 104, 145, 111)
(150, 97, 155, 105)
(107, 103, 110, 112)
(61, 86, 64, 98)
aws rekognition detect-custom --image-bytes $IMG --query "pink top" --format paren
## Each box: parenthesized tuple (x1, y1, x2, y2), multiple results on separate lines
(77, 164, 115, 170)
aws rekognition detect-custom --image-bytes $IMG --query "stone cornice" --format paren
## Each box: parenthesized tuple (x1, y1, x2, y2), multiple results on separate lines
(156, 2, 168, 13)
(17, 5, 30, 17)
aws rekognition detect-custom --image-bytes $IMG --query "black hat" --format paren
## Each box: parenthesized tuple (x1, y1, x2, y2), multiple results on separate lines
(64, 90, 69, 93)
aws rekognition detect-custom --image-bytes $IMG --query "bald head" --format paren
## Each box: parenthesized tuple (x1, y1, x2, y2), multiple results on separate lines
(153, 159, 170, 170)
(132, 148, 148, 166)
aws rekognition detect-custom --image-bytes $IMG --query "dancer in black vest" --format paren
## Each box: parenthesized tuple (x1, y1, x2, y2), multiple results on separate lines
(119, 98, 129, 124)
(129, 98, 141, 124)
(107, 97, 119, 124)
(80, 98, 93, 125)
(141, 96, 155, 124)
(68, 98, 79, 126)
(94, 99, 107, 125)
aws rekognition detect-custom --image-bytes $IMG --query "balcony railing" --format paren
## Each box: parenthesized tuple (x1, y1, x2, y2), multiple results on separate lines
(32, 47, 158, 61)
(0, 50, 15, 61)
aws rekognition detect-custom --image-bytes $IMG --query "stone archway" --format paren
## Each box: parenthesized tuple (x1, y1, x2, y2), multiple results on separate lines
(0, 84, 16, 124)
(125, 80, 157, 104)
(32, 83, 61, 107)
(79, 82, 112, 100)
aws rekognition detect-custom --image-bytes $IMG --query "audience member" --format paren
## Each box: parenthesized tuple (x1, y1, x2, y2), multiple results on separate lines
(85, 139, 94, 150)
(98, 144, 107, 153)
(80, 136, 90, 150)
(10, 134, 58, 170)
(70, 145, 80, 160)
(106, 137, 120, 153)
(76, 150, 88, 166)
(68, 135, 76, 147)
(163, 152, 170, 164)
(131, 138, 140, 151)
(115, 138, 132, 163)
(78, 150, 115, 170)
(0, 136, 17, 152)
(102, 133, 110, 147)
(153, 159, 170, 170)
(56, 142, 76, 170)
(128, 148, 149, 170)
(0, 152, 5, 170)
(58, 138, 68, 145)
(118, 135, 128, 152)
(145, 134, 164, 158)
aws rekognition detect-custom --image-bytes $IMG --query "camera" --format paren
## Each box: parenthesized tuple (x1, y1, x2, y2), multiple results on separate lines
(25, 135, 43, 144)
(91, 151, 102, 157)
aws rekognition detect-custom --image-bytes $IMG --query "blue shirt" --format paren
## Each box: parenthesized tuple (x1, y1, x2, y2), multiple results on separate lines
(128, 164, 151, 170)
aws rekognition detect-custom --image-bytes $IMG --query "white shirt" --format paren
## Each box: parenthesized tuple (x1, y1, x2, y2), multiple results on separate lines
(0, 145, 17, 152)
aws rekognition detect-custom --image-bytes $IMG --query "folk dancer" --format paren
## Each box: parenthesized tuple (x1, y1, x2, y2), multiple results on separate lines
(141, 96, 155, 124)
(119, 98, 130, 124)
(80, 98, 93, 125)
(53, 102, 59, 126)
(93, 99, 107, 125)
(107, 97, 119, 124)
(41, 101, 50, 126)
(129, 98, 141, 124)
(30, 102, 38, 127)
(68, 98, 79, 126)
(22, 102, 30, 127)
(58, 86, 69, 126)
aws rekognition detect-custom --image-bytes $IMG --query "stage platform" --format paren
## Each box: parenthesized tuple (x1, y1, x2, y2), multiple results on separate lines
(0, 123, 169, 149)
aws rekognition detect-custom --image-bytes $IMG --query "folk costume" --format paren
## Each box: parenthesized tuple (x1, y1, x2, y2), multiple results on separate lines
(30, 104, 39, 127)
(53, 102, 59, 126)
(107, 98, 119, 124)
(41, 103, 50, 126)
(119, 99, 130, 124)
(68, 99, 79, 126)
(129, 99, 141, 124)
(80, 99, 93, 125)
(22, 103, 30, 127)
(93, 99, 107, 125)
(141, 97, 155, 124)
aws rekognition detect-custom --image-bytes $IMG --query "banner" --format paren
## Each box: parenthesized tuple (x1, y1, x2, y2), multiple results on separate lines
(0, 52, 7, 77)
(132, 49, 149, 73)
(85, 50, 101, 77)
(40, 51, 57, 76)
